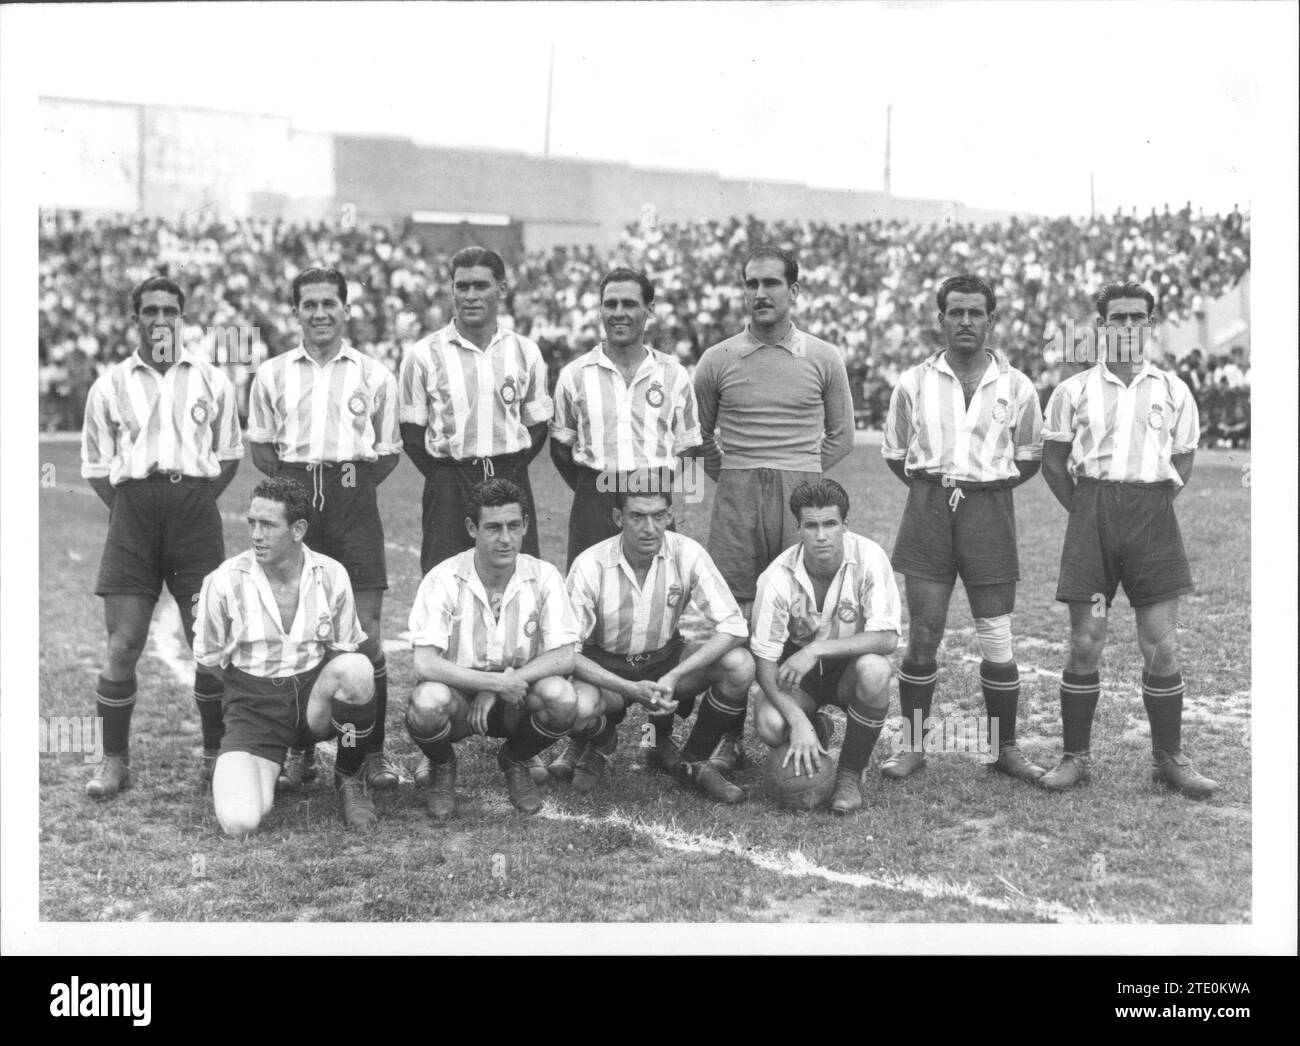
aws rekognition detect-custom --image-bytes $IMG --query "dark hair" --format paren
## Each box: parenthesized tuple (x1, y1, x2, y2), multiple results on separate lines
(1095, 281, 1156, 320)
(599, 267, 655, 306)
(450, 246, 507, 283)
(251, 477, 312, 527)
(936, 275, 996, 315)
(466, 478, 528, 524)
(131, 276, 185, 315)
(789, 478, 850, 523)
(742, 246, 799, 286)
(291, 267, 348, 308)
(613, 472, 673, 511)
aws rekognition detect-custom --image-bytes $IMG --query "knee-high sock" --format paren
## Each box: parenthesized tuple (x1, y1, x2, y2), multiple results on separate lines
(980, 659, 1021, 748)
(1060, 670, 1101, 754)
(331, 698, 376, 776)
(898, 659, 937, 751)
(193, 670, 224, 751)
(650, 694, 694, 746)
(364, 654, 388, 754)
(1141, 671, 1184, 755)
(96, 675, 136, 756)
(407, 715, 454, 765)
(502, 713, 568, 763)
(680, 687, 748, 763)
(840, 701, 887, 776)
(575, 713, 616, 749)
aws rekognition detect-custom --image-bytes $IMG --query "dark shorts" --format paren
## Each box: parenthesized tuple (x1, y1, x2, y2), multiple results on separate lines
(1056, 479, 1194, 608)
(781, 639, 854, 709)
(566, 467, 679, 569)
(707, 467, 822, 603)
(95, 475, 226, 600)
(277, 462, 387, 590)
(891, 478, 1020, 590)
(219, 652, 338, 765)
(420, 449, 539, 575)
(581, 634, 698, 717)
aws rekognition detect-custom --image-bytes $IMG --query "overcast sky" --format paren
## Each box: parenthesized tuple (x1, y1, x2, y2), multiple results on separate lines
(11, 0, 1295, 215)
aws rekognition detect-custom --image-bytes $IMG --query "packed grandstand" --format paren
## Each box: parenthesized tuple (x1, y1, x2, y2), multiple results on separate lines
(39, 205, 1250, 445)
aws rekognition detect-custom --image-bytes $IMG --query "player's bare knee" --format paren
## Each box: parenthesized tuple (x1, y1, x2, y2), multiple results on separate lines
(755, 701, 789, 747)
(853, 654, 893, 702)
(719, 647, 756, 693)
(572, 683, 603, 727)
(333, 653, 375, 705)
(534, 677, 578, 731)
(906, 625, 942, 664)
(408, 682, 454, 729)
(105, 632, 147, 668)
(214, 794, 265, 839)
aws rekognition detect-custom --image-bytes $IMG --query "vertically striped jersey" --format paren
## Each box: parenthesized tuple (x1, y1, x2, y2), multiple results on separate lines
(1042, 362, 1199, 485)
(193, 545, 366, 678)
(398, 323, 552, 459)
(882, 350, 1042, 483)
(246, 342, 401, 463)
(566, 531, 748, 655)
(550, 345, 701, 472)
(409, 551, 579, 670)
(750, 531, 902, 663)
(81, 350, 245, 485)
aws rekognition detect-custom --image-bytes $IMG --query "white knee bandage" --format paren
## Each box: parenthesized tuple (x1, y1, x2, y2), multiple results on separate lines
(974, 615, 1013, 663)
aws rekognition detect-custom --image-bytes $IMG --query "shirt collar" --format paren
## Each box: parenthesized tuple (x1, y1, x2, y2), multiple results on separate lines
(287, 340, 360, 366)
(455, 549, 540, 610)
(787, 532, 860, 598)
(443, 320, 508, 353)
(928, 349, 1008, 388)
(1097, 359, 1160, 386)
(128, 346, 200, 372)
(736, 323, 806, 359)
(586, 343, 662, 382)
(232, 544, 328, 576)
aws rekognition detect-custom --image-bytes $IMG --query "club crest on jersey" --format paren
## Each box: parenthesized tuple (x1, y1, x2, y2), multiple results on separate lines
(523, 611, 540, 637)
(190, 398, 212, 426)
(500, 375, 519, 405)
(666, 583, 683, 608)
(1148, 405, 1165, 430)
(347, 390, 368, 417)
(315, 616, 332, 640)
(991, 398, 1009, 424)
(646, 381, 665, 408)
(836, 599, 859, 624)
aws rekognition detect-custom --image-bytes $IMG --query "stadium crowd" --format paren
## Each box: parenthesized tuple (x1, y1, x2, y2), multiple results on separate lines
(39, 204, 1250, 444)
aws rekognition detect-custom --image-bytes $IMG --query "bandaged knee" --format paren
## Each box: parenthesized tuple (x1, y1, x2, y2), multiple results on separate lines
(975, 615, 1013, 664)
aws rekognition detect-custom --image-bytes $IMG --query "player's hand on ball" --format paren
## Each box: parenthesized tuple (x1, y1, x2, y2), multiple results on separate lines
(469, 691, 498, 735)
(782, 716, 828, 777)
(497, 667, 528, 706)
(776, 648, 817, 692)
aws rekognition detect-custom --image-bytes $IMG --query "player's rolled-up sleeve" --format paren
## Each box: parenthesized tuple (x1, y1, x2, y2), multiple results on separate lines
(861, 546, 903, 635)
(192, 571, 234, 670)
(881, 379, 912, 461)
(329, 565, 367, 651)
(408, 572, 454, 652)
(1012, 376, 1044, 460)
(689, 547, 748, 640)
(1169, 381, 1200, 454)
(245, 367, 277, 444)
(538, 564, 580, 650)
(748, 570, 791, 663)
(549, 366, 579, 446)
(564, 558, 601, 645)
(1041, 383, 1076, 442)
(670, 370, 703, 454)
(371, 369, 403, 456)
(212, 373, 245, 460)
(79, 378, 115, 480)
(398, 342, 430, 427)
(520, 342, 554, 427)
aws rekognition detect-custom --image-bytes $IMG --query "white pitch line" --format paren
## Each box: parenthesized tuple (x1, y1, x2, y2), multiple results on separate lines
(540, 807, 1088, 923)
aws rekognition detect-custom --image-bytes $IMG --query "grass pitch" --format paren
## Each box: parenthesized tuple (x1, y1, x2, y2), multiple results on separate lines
(37, 437, 1251, 923)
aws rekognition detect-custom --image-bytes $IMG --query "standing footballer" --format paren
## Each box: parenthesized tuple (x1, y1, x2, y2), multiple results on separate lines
(880, 275, 1044, 783)
(1039, 282, 1217, 798)
(692, 245, 855, 770)
(550, 267, 702, 568)
(247, 268, 403, 794)
(80, 276, 243, 798)
(398, 247, 552, 577)
(559, 481, 754, 802)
